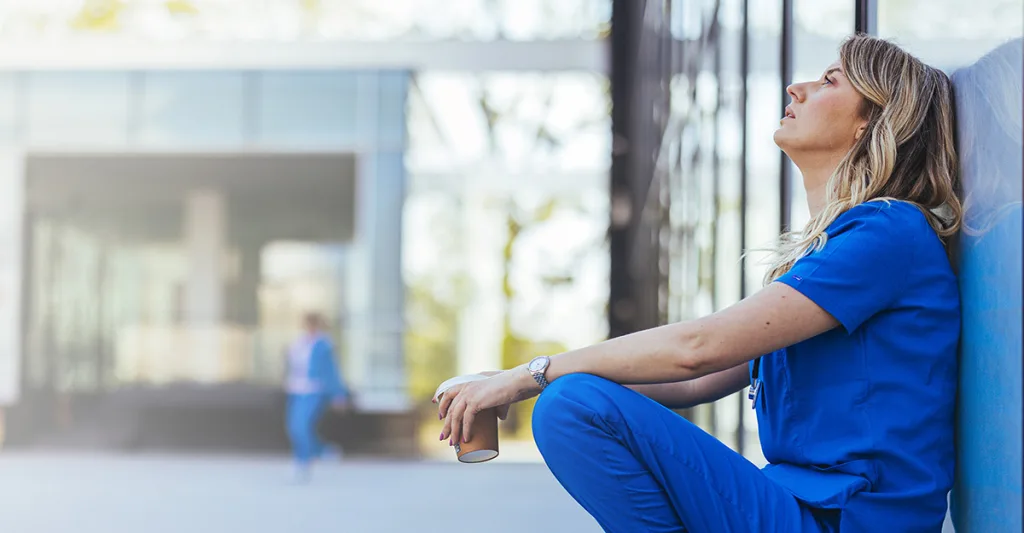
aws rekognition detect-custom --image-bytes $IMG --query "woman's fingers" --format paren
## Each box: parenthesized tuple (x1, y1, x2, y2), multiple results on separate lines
(440, 408, 452, 443)
(461, 404, 476, 443)
(447, 397, 464, 445)
(437, 384, 462, 420)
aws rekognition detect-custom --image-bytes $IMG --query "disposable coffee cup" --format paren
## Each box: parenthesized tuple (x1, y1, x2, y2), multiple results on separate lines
(433, 375, 500, 464)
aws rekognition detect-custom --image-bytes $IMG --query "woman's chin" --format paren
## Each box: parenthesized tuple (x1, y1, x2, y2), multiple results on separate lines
(772, 128, 789, 149)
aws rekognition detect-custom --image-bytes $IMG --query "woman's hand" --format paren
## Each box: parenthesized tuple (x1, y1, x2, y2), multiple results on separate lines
(435, 366, 541, 446)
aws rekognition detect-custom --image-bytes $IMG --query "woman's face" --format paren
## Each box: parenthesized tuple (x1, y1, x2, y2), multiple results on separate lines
(774, 61, 869, 158)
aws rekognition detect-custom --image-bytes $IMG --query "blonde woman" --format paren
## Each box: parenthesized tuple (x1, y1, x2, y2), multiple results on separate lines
(437, 34, 961, 532)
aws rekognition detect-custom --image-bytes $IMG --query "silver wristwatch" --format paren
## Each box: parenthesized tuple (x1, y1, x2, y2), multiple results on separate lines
(527, 356, 551, 390)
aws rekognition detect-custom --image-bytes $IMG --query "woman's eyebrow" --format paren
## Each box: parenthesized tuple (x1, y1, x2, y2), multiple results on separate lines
(823, 67, 843, 78)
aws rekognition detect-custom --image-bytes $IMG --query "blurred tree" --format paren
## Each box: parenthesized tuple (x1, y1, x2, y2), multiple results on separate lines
(71, 0, 125, 31)
(165, 0, 199, 16)
(404, 193, 469, 404)
(498, 197, 569, 438)
(404, 275, 466, 402)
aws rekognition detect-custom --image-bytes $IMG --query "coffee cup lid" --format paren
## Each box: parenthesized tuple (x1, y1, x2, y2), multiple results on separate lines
(433, 374, 489, 403)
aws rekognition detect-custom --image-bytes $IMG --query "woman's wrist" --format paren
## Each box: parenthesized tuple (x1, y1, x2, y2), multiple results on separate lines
(516, 363, 544, 395)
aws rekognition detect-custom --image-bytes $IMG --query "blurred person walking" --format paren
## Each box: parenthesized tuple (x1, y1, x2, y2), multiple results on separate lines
(285, 312, 350, 482)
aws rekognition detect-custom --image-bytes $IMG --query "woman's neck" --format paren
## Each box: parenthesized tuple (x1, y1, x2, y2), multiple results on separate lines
(804, 180, 827, 219)
(794, 154, 842, 219)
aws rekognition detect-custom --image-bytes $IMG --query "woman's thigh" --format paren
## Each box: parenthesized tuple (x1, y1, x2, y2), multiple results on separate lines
(533, 374, 825, 533)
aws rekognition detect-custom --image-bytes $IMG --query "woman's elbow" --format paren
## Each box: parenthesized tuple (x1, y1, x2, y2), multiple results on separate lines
(673, 326, 717, 378)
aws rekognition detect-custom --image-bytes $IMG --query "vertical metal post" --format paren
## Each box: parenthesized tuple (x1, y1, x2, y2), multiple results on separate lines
(609, 0, 666, 338)
(855, 0, 877, 34)
(779, 0, 794, 234)
(609, 0, 641, 339)
(736, 0, 751, 457)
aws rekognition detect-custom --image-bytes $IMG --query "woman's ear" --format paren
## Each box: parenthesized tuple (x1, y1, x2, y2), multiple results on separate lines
(854, 123, 868, 141)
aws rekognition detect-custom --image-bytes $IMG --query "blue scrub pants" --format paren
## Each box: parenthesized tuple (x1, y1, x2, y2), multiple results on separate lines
(286, 393, 328, 465)
(532, 374, 834, 533)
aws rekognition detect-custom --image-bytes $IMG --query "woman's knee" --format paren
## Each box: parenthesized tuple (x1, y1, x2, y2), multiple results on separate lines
(532, 373, 622, 442)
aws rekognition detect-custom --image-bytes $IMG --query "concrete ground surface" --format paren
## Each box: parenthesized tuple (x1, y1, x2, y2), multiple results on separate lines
(0, 452, 955, 532)
(0, 453, 600, 533)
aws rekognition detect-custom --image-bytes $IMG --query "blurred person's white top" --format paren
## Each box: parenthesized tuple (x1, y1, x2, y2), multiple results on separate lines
(285, 333, 323, 395)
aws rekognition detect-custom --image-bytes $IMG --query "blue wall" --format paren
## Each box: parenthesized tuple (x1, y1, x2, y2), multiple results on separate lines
(951, 38, 1023, 533)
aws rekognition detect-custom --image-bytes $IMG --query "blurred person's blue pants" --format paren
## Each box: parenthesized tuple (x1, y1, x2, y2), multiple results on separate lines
(532, 374, 832, 533)
(286, 394, 329, 466)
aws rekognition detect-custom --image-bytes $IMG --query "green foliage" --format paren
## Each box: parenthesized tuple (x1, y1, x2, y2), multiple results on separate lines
(71, 0, 125, 31)
(405, 275, 466, 403)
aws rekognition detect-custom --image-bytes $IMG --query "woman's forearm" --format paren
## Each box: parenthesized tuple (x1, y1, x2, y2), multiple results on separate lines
(628, 364, 750, 409)
(539, 283, 840, 389)
(543, 321, 717, 386)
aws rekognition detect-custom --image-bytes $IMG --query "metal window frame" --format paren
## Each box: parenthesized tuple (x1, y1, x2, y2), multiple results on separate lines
(779, 0, 795, 234)
(855, 0, 878, 34)
(736, 0, 752, 456)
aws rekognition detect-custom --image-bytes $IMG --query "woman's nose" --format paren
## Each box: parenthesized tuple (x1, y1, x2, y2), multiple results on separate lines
(786, 82, 805, 103)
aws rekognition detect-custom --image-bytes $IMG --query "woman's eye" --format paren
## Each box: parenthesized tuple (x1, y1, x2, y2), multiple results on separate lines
(823, 77, 834, 86)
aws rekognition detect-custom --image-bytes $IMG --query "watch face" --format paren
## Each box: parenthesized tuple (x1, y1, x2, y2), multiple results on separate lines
(528, 357, 547, 372)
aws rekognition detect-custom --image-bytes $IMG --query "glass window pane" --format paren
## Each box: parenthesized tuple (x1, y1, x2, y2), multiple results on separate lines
(137, 72, 246, 147)
(0, 74, 17, 145)
(405, 70, 609, 439)
(377, 71, 409, 149)
(26, 73, 130, 147)
(745, 0, 783, 296)
(716, 0, 745, 311)
(256, 72, 360, 148)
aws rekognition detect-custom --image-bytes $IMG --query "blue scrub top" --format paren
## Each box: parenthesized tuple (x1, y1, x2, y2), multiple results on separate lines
(754, 200, 959, 532)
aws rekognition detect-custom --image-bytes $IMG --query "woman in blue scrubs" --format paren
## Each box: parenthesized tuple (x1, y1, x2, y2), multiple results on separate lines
(437, 34, 961, 532)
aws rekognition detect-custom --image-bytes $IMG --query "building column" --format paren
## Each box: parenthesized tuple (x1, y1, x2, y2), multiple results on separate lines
(228, 237, 262, 328)
(0, 150, 23, 407)
(346, 152, 408, 412)
(456, 187, 504, 377)
(182, 189, 226, 383)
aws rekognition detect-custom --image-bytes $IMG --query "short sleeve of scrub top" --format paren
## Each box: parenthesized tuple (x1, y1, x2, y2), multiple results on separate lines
(774, 202, 919, 333)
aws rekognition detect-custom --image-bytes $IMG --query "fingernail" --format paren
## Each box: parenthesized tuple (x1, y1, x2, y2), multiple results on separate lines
(439, 432, 444, 441)
(448, 438, 452, 446)
(463, 435, 469, 444)
(439, 412, 443, 420)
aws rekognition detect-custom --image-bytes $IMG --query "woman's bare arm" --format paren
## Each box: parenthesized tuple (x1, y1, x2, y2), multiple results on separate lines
(628, 363, 750, 410)
(541, 282, 839, 386)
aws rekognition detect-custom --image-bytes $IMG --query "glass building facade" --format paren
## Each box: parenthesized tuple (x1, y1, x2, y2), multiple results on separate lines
(0, 2, 612, 455)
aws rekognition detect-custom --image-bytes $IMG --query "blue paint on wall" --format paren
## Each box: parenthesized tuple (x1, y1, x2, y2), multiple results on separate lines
(950, 38, 1023, 533)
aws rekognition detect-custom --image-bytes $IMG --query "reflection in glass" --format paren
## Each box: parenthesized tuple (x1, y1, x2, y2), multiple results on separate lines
(658, 0, 765, 459)
(744, 0, 782, 296)
(404, 71, 609, 439)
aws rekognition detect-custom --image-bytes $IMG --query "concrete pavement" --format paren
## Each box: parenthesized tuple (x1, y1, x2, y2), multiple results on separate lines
(0, 453, 599, 533)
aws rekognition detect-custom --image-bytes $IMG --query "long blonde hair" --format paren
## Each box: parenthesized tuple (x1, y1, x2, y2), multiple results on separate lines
(764, 34, 963, 285)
